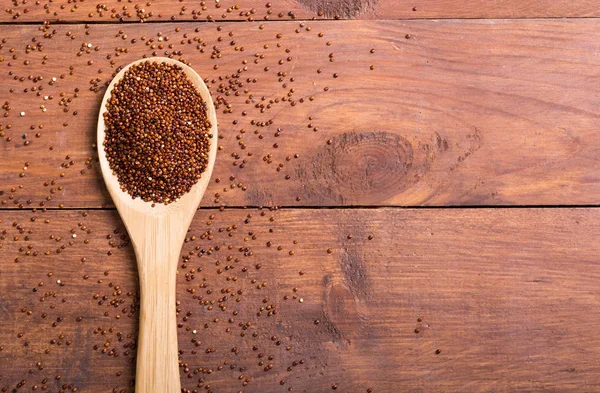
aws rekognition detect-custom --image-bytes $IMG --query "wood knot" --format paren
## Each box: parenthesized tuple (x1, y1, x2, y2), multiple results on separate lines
(322, 275, 355, 345)
(297, 131, 429, 204)
(297, 0, 378, 18)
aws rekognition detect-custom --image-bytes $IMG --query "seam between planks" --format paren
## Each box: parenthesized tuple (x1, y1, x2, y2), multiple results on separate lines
(1, 16, 600, 25)
(1, 205, 600, 212)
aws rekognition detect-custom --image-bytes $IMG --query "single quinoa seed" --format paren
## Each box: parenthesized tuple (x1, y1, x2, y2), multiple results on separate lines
(103, 61, 212, 205)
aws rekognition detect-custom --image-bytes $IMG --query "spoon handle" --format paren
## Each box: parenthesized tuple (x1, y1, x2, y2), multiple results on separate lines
(133, 218, 182, 393)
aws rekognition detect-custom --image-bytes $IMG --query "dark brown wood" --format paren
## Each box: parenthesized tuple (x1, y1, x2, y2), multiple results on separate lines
(1, 20, 600, 208)
(2, 0, 600, 22)
(1, 208, 599, 392)
(2, 1, 599, 391)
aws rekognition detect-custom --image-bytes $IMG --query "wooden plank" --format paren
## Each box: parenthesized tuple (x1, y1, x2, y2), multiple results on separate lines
(2, 0, 600, 22)
(1, 207, 600, 392)
(1, 20, 600, 208)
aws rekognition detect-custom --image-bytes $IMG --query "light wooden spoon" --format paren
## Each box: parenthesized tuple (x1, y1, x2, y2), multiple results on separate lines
(97, 57, 218, 393)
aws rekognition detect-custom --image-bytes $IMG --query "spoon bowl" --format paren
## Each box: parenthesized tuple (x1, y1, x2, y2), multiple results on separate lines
(97, 57, 218, 393)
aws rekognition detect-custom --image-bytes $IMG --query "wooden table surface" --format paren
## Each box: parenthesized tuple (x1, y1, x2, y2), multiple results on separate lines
(1, 2, 599, 393)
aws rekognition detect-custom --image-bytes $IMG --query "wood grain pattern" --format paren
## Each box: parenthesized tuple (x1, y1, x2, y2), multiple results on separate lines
(1, 20, 600, 208)
(2, 1, 598, 392)
(1, 208, 599, 392)
(2, 0, 600, 22)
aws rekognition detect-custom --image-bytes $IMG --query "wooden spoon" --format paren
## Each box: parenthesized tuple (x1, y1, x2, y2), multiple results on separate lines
(97, 57, 218, 393)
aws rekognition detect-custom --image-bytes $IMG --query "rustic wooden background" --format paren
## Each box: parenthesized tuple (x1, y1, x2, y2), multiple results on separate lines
(1, 1, 600, 393)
